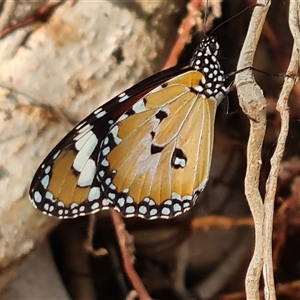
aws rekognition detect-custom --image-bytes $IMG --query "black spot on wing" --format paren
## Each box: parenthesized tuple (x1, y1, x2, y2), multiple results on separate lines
(151, 144, 164, 154)
(171, 147, 187, 169)
(155, 110, 168, 123)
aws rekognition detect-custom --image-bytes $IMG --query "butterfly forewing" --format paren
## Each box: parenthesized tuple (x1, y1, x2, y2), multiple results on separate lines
(29, 66, 192, 218)
(29, 36, 227, 220)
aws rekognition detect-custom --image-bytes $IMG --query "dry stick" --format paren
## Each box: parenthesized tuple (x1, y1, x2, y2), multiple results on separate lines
(0, 2, 63, 39)
(262, 1, 300, 299)
(111, 210, 152, 300)
(163, 0, 221, 70)
(163, 0, 203, 69)
(235, 1, 271, 299)
(85, 215, 108, 256)
(192, 215, 254, 230)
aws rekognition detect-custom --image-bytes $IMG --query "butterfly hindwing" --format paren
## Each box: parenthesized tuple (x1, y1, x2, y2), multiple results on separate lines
(96, 70, 218, 219)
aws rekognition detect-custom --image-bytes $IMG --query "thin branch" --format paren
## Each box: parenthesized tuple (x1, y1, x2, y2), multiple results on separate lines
(262, 1, 300, 298)
(0, 1, 63, 40)
(163, 0, 221, 70)
(163, 0, 203, 69)
(85, 215, 108, 256)
(191, 215, 254, 230)
(234, 0, 271, 298)
(111, 210, 152, 300)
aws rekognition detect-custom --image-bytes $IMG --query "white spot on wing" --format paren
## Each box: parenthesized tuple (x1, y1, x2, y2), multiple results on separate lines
(74, 132, 98, 172)
(149, 199, 156, 206)
(118, 93, 129, 103)
(139, 206, 147, 214)
(161, 207, 170, 215)
(108, 193, 115, 199)
(102, 146, 110, 156)
(101, 159, 109, 167)
(102, 199, 113, 206)
(75, 130, 95, 150)
(174, 157, 186, 168)
(173, 203, 181, 212)
(103, 137, 109, 145)
(150, 208, 158, 216)
(110, 126, 122, 144)
(126, 206, 135, 214)
(117, 114, 128, 122)
(78, 159, 96, 186)
(91, 202, 100, 210)
(41, 175, 49, 189)
(183, 202, 190, 208)
(76, 121, 87, 130)
(34, 191, 42, 203)
(74, 124, 94, 142)
(94, 107, 102, 114)
(172, 192, 181, 200)
(132, 100, 146, 113)
(88, 187, 101, 202)
(45, 191, 53, 200)
(45, 166, 51, 174)
(53, 150, 61, 160)
(95, 110, 106, 119)
(118, 198, 125, 207)
(126, 196, 133, 203)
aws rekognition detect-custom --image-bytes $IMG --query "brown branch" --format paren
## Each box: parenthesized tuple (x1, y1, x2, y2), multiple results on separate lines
(84, 215, 108, 256)
(191, 215, 254, 230)
(111, 210, 151, 300)
(269, 0, 300, 274)
(163, 0, 203, 70)
(220, 279, 300, 299)
(263, 2, 299, 297)
(0, 1, 63, 39)
(234, 0, 271, 298)
(162, 0, 221, 70)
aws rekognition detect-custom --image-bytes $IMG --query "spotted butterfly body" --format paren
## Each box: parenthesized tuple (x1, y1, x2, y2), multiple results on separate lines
(29, 36, 227, 220)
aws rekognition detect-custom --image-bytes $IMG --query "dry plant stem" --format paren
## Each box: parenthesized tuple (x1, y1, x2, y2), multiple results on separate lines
(85, 215, 108, 256)
(235, 1, 270, 299)
(262, 1, 300, 298)
(220, 279, 300, 299)
(191, 215, 254, 230)
(111, 210, 151, 300)
(0, 1, 62, 39)
(163, 0, 203, 69)
(0, 1, 18, 31)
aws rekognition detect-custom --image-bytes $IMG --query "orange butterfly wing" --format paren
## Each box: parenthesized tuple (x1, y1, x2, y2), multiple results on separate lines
(29, 36, 227, 219)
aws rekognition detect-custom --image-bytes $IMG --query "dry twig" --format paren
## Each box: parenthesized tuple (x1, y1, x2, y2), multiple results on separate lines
(0, 2, 63, 39)
(235, 1, 270, 298)
(111, 210, 151, 300)
(235, 0, 299, 299)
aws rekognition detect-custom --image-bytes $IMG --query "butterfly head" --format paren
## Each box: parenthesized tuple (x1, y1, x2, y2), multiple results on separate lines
(189, 36, 221, 71)
(189, 36, 227, 101)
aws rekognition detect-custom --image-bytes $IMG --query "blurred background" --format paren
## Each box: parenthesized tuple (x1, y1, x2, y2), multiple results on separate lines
(0, 0, 299, 299)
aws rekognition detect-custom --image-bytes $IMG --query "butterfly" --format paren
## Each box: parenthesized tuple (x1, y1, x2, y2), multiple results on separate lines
(29, 36, 228, 220)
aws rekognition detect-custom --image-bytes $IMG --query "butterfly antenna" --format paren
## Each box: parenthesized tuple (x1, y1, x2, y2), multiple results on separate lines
(203, 0, 209, 37)
(210, 3, 264, 36)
